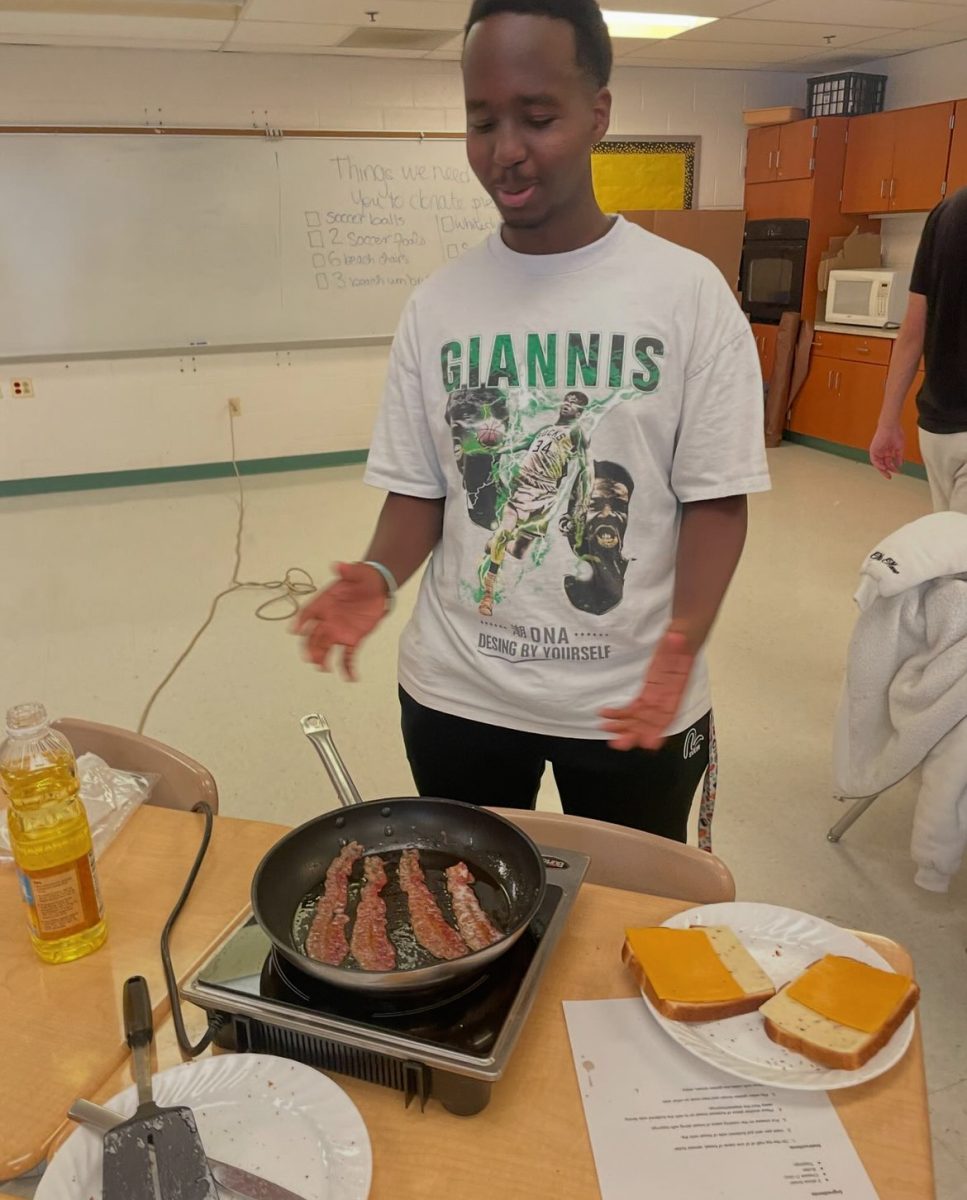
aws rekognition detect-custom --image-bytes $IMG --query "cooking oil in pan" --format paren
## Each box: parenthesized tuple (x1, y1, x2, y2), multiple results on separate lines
(292, 848, 511, 972)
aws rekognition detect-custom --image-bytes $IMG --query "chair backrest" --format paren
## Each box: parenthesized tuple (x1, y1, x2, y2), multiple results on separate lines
(51, 717, 219, 814)
(487, 807, 735, 902)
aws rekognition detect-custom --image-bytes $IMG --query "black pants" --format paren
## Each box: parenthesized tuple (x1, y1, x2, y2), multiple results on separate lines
(399, 688, 711, 844)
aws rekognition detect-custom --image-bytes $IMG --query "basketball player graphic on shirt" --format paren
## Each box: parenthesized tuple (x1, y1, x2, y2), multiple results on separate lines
(478, 390, 591, 616)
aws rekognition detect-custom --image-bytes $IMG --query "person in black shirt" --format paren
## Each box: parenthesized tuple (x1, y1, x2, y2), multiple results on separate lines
(870, 187, 967, 512)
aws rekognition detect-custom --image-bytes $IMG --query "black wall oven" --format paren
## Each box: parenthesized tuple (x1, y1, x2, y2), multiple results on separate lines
(739, 218, 809, 324)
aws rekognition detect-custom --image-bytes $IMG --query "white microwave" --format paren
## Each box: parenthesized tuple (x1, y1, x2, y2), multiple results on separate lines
(825, 268, 912, 328)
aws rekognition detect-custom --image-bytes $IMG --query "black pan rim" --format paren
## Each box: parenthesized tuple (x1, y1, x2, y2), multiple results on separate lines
(250, 796, 547, 982)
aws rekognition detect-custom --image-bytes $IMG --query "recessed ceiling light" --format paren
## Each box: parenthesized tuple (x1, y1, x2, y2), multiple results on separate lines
(601, 10, 717, 39)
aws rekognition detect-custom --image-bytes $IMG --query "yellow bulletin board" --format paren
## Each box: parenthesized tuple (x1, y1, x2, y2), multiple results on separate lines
(591, 140, 695, 212)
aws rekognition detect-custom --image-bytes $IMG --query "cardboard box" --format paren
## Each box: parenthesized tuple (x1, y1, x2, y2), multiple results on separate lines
(621, 209, 746, 291)
(743, 106, 806, 127)
(816, 227, 881, 291)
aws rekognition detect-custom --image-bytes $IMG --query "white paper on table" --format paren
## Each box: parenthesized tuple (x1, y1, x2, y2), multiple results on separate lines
(563, 998, 880, 1200)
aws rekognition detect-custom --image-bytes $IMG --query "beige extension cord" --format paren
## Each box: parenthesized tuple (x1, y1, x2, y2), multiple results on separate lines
(136, 409, 316, 734)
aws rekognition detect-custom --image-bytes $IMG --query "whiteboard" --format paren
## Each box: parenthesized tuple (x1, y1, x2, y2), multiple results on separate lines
(0, 134, 501, 358)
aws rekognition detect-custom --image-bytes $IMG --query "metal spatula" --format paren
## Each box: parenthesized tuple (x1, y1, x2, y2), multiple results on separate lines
(101, 975, 219, 1200)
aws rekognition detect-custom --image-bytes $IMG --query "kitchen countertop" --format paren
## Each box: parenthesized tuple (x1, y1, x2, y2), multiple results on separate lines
(2, 806, 936, 1199)
(815, 321, 900, 340)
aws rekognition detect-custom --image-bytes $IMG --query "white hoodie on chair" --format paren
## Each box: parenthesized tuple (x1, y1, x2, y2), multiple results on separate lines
(833, 512, 967, 892)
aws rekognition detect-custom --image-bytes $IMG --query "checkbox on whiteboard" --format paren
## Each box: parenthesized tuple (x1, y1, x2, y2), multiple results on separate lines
(305, 211, 321, 227)
(313, 253, 327, 267)
(316, 273, 329, 290)
(445, 244, 459, 259)
(307, 230, 324, 247)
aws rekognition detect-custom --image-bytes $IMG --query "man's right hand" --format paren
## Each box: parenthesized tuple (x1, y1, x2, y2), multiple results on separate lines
(294, 562, 389, 681)
(870, 424, 905, 479)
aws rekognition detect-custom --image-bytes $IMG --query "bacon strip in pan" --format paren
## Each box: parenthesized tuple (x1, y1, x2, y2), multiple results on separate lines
(305, 840, 364, 965)
(398, 848, 468, 961)
(349, 855, 396, 971)
(445, 861, 504, 951)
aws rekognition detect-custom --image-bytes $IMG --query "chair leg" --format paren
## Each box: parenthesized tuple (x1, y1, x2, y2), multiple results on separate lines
(827, 794, 879, 843)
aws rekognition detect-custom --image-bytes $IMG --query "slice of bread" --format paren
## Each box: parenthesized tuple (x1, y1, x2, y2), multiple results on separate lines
(622, 925, 776, 1022)
(761, 955, 919, 1071)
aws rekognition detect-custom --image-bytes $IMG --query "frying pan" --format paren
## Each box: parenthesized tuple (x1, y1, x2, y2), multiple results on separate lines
(250, 714, 546, 993)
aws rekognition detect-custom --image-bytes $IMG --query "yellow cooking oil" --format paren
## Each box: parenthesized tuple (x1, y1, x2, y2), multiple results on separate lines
(1, 703, 107, 963)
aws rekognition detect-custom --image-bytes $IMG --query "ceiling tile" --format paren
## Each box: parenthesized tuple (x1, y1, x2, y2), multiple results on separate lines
(612, 37, 662, 57)
(791, 48, 883, 68)
(0, 31, 223, 48)
(674, 18, 895, 45)
(601, 0, 768, 14)
(738, 0, 966, 28)
(619, 51, 804, 68)
(852, 26, 966, 47)
(639, 38, 806, 60)
(226, 21, 356, 46)
(242, 0, 466, 29)
(0, 11, 232, 38)
(924, 13, 967, 28)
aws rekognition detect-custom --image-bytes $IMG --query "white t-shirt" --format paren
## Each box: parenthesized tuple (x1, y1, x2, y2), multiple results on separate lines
(365, 217, 770, 739)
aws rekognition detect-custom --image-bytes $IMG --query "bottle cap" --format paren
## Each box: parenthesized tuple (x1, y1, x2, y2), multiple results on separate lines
(5, 702, 49, 737)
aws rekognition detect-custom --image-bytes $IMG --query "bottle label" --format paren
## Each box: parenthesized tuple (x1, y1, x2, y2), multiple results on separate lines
(19, 851, 104, 939)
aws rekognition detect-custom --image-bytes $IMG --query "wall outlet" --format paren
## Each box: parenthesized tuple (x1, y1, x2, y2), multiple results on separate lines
(228, 397, 241, 415)
(11, 379, 33, 397)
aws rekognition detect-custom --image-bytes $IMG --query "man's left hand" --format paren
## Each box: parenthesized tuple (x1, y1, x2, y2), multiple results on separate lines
(599, 628, 695, 751)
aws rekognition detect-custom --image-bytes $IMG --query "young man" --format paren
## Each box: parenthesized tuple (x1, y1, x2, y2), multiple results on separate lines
(296, 0, 769, 842)
(870, 187, 967, 511)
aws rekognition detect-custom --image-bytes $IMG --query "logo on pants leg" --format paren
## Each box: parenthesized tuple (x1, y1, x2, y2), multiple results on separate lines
(683, 728, 705, 760)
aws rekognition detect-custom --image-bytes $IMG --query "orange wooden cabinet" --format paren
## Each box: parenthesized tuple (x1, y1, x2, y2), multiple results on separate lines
(776, 120, 817, 182)
(745, 119, 817, 186)
(842, 103, 955, 214)
(810, 330, 891, 366)
(789, 343, 888, 452)
(947, 100, 967, 195)
(841, 112, 894, 214)
(747, 126, 780, 185)
(751, 322, 778, 382)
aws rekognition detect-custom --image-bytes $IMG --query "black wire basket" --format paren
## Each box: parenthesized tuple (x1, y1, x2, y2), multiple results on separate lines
(807, 72, 887, 118)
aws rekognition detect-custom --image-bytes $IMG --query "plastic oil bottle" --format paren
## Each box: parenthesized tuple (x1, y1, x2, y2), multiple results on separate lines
(0, 703, 107, 963)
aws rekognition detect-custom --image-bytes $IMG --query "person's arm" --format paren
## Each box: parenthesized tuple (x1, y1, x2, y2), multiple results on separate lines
(362, 492, 445, 587)
(295, 492, 443, 679)
(870, 292, 927, 479)
(600, 495, 747, 751)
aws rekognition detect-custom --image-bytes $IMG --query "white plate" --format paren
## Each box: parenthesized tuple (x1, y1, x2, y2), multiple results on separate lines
(36, 1053, 372, 1200)
(639, 901, 915, 1091)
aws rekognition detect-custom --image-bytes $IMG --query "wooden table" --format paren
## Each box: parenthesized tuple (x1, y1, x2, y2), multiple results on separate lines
(0, 806, 288, 1181)
(2, 808, 935, 1198)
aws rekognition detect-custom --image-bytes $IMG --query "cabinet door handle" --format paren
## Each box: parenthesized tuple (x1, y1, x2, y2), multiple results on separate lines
(857, 345, 870, 353)
(835, 371, 842, 391)
(767, 151, 774, 170)
(879, 179, 886, 198)
(889, 178, 896, 200)
(775, 150, 781, 173)
(827, 370, 834, 390)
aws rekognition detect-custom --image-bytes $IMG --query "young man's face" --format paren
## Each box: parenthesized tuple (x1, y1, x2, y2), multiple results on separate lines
(462, 12, 610, 239)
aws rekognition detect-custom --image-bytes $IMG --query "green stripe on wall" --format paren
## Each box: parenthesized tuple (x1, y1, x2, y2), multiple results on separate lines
(0, 449, 369, 498)
(782, 432, 927, 481)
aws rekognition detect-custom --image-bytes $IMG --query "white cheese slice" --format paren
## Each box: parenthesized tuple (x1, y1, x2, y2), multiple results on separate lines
(702, 926, 774, 996)
(760, 990, 869, 1052)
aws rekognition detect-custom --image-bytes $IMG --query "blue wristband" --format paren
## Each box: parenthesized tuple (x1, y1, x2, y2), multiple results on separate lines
(361, 560, 397, 612)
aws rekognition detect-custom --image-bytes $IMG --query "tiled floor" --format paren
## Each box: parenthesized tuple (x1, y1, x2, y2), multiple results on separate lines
(2, 443, 964, 1197)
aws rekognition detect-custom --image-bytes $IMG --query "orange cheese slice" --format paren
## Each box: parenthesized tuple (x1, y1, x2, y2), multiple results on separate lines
(786, 955, 913, 1033)
(625, 927, 744, 1003)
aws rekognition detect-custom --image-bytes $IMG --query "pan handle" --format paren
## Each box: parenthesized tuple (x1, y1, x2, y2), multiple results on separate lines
(301, 713, 364, 807)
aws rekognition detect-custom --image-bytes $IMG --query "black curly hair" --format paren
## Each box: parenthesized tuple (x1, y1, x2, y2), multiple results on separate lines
(464, 0, 613, 89)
